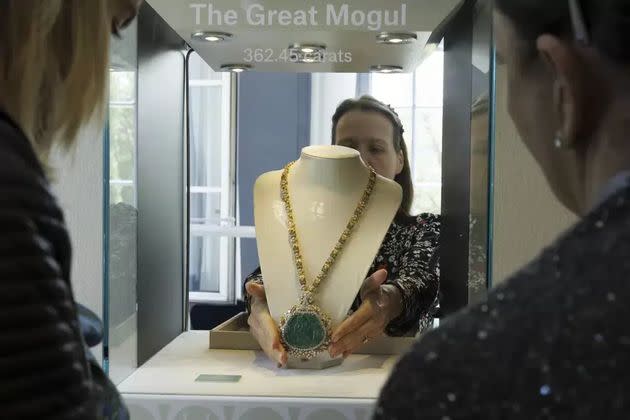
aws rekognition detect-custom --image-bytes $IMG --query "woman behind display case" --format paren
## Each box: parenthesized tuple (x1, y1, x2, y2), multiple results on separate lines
(375, 0, 630, 418)
(244, 95, 441, 367)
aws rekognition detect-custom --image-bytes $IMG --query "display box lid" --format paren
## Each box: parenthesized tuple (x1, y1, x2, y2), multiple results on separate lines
(209, 312, 416, 355)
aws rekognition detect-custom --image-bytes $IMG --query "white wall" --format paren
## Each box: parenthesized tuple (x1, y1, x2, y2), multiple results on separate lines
(491, 66, 577, 285)
(51, 120, 104, 363)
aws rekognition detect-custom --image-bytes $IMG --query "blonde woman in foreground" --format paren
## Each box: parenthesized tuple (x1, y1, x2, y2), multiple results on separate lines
(0, 1, 141, 418)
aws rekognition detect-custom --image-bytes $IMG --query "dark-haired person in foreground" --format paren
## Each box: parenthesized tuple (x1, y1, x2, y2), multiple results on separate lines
(375, 0, 630, 418)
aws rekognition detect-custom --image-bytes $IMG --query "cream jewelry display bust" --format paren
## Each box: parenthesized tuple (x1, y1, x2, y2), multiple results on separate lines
(253, 145, 401, 368)
(279, 161, 377, 360)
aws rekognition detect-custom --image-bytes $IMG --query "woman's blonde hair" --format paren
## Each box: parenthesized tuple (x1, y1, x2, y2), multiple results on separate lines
(0, 0, 110, 163)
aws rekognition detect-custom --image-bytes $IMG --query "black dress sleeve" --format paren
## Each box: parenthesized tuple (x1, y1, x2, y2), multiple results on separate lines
(244, 266, 263, 285)
(243, 266, 263, 312)
(384, 213, 441, 336)
(0, 149, 94, 417)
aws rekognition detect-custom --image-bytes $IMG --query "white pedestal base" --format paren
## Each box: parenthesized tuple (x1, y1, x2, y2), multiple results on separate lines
(118, 331, 400, 420)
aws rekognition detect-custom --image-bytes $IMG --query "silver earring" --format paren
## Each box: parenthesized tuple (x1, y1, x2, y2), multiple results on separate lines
(554, 133, 565, 149)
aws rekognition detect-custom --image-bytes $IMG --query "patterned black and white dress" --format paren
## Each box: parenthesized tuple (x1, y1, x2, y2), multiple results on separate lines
(245, 213, 441, 337)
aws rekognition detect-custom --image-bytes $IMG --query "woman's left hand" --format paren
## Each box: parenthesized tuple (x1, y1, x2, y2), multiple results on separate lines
(329, 269, 403, 358)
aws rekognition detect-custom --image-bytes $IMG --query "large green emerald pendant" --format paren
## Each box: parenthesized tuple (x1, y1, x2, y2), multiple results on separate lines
(280, 304, 331, 360)
(284, 312, 325, 350)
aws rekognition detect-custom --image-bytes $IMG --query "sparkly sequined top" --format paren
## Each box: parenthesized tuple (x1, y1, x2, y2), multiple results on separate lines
(245, 213, 441, 337)
(374, 185, 630, 419)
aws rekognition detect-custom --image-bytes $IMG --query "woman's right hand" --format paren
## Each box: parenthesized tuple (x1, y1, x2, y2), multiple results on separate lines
(245, 281, 288, 367)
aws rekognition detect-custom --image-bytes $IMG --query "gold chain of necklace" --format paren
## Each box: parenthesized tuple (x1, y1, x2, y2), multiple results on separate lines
(280, 161, 377, 295)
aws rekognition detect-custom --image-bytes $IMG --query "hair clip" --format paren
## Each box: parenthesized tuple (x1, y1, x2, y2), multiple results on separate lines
(386, 103, 401, 119)
(384, 103, 405, 134)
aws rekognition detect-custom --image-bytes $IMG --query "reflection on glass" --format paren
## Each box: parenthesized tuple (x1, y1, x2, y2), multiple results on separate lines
(109, 83, 136, 205)
(106, 19, 138, 385)
(469, 93, 490, 300)
(468, 0, 494, 303)
(310, 201, 327, 220)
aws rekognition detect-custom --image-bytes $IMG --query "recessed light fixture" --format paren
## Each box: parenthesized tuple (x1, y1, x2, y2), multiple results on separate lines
(369, 65, 404, 74)
(191, 31, 233, 43)
(289, 43, 326, 54)
(220, 64, 252, 73)
(288, 43, 327, 63)
(376, 32, 417, 45)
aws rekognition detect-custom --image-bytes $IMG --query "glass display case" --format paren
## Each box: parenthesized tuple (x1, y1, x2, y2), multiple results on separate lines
(103, 0, 496, 418)
(105, 17, 139, 386)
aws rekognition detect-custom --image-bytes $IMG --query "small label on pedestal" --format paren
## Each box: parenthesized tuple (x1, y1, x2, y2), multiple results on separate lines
(195, 374, 242, 383)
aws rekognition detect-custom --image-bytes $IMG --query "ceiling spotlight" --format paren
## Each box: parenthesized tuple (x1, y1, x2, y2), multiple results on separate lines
(288, 44, 327, 64)
(220, 64, 252, 73)
(289, 43, 327, 54)
(376, 32, 417, 45)
(301, 56, 319, 63)
(369, 65, 404, 74)
(191, 31, 233, 43)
